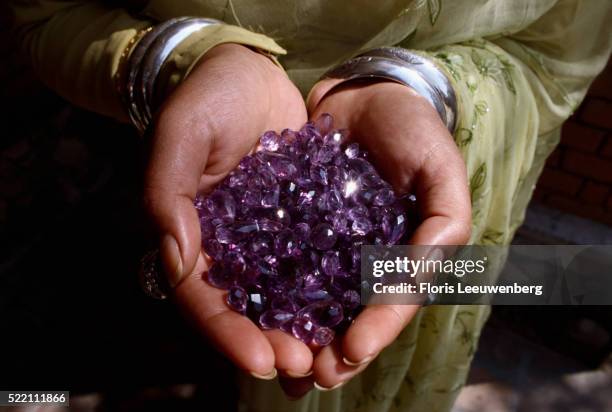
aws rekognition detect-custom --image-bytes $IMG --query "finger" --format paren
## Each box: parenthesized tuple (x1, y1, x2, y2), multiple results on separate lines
(263, 329, 314, 378)
(410, 139, 472, 246)
(279, 375, 314, 399)
(341, 304, 420, 366)
(143, 112, 213, 287)
(312, 339, 370, 390)
(174, 254, 276, 378)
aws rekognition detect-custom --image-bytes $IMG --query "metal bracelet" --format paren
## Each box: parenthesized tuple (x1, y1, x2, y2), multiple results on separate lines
(125, 17, 224, 135)
(322, 47, 457, 133)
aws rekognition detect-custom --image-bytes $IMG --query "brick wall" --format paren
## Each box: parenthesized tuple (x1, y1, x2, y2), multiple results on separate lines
(533, 59, 612, 226)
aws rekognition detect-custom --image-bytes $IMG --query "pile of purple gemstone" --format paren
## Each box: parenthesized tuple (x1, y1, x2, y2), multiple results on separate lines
(195, 114, 415, 346)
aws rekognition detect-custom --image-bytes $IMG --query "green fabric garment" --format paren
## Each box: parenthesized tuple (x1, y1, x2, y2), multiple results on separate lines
(10, 1, 612, 411)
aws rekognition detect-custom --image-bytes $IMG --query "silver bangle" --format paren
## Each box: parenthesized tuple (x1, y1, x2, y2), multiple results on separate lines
(322, 47, 457, 133)
(125, 17, 224, 135)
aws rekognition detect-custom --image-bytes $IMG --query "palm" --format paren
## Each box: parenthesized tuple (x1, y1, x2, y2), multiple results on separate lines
(145, 44, 311, 379)
(291, 81, 472, 393)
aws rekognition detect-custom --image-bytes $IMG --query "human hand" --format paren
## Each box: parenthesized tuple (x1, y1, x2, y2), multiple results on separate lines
(282, 80, 472, 395)
(144, 43, 312, 380)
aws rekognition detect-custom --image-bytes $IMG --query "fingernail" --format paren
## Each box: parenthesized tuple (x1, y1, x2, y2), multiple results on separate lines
(285, 369, 313, 378)
(250, 368, 277, 380)
(161, 234, 183, 287)
(314, 381, 346, 391)
(342, 355, 373, 367)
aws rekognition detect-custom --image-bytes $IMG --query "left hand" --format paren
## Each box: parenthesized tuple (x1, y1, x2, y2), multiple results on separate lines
(280, 80, 472, 396)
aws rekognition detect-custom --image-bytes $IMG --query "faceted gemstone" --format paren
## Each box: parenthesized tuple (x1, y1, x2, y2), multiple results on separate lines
(242, 189, 262, 207)
(348, 158, 374, 174)
(273, 208, 292, 226)
(250, 232, 273, 255)
(247, 174, 265, 190)
(207, 263, 234, 288)
(228, 170, 247, 188)
(202, 238, 224, 260)
(294, 222, 311, 240)
(343, 179, 360, 198)
(341, 289, 361, 310)
(271, 295, 300, 313)
(351, 215, 373, 235)
(231, 221, 259, 238)
(302, 271, 324, 289)
(313, 327, 335, 346)
(261, 153, 297, 179)
(200, 216, 215, 237)
(359, 172, 385, 189)
(198, 114, 416, 345)
(297, 189, 317, 207)
(324, 130, 345, 146)
(321, 251, 342, 277)
(215, 226, 237, 244)
(239, 155, 256, 170)
(257, 218, 283, 232)
(292, 317, 316, 343)
(259, 309, 295, 330)
(300, 287, 331, 302)
(261, 186, 280, 208)
(194, 194, 205, 211)
(314, 145, 336, 164)
(246, 284, 268, 318)
(310, 164, 328, 185)
(260, 130, 280, 151)
(227, 285, 248, 313)
(318, 188, 343, 212)
(275, 229, 298, 257)
(254, 258, 278, 277)
(282, 181, 299, 198)
(358, 188, 378, 205)
(373, 188, 395, 206)
(344, 143, 360, 159)
(281, 128, 299, 143)
(205, 190, 236, 222)
(347, 205, 368, 221)
(224, 251, 246, 274)
(298, 301, 343, 328)
(382, 213, 406, 244)
(349, 245, 361, 271)
(311, 223, 337, 250)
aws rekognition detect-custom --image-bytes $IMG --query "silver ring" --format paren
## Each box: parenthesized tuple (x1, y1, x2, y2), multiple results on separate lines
(138, 249, 170, 300)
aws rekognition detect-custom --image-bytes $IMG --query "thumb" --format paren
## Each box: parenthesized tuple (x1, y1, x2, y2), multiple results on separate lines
(143, 119, 211, 287)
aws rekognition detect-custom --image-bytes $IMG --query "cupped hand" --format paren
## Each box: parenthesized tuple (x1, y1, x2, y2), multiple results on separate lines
(144, 43, 311, 379)
(281, 80, 472, 395)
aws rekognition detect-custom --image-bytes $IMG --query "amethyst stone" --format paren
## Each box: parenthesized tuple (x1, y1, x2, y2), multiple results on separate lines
(298, 301, 344, 328)
(206, 263, 234, 289)
(292, 317, 316, 343)
(259, 309, 295, 330)
(227, 285, 248, 313)
(198, 115, 416, 345)
(313, 327, 335, 346)
(311, 223, 337, 251)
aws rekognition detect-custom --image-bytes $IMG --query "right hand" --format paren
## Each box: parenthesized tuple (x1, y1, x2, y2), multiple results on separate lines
(144, 43, 310, 379)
